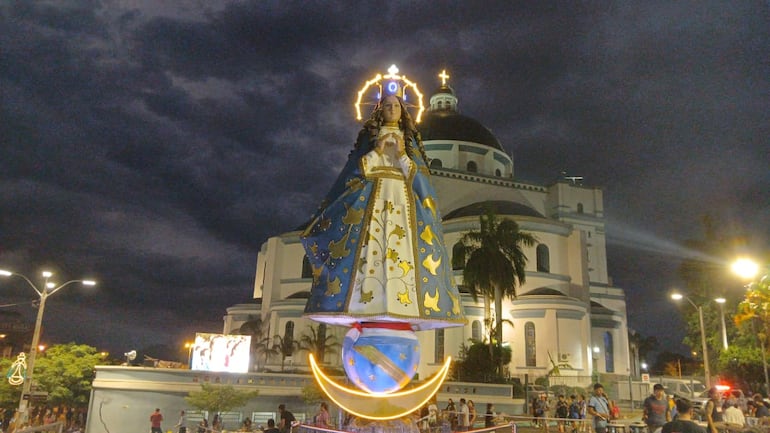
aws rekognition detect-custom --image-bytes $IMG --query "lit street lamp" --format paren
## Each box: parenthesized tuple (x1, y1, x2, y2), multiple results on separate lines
(0, 269, 96, 424)
(671, 292, 711, 389)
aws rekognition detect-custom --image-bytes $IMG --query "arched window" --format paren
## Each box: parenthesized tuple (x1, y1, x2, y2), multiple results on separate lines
(472, 320, 481, 342)
(525, 322, 536, 366)
(452, 242, 465, 270)
(467, 161, 478, 172)
(430, 159, 443, 169)
(434, 328, 445, 363)
(495, 169, 501, 177)
(301, 255, 313, 278)
(284, 321, 295, 356)
(536, 244, 550, 273)
(577, 203, 584, 214)
(604, 332, 614, 373)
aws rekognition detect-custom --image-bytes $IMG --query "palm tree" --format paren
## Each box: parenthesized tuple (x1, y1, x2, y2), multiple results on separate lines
(272, 334, 300, 372)
(238, 318, 265, 372)
(453, 206, 536, 375)
(298, 324, 340, 364)
(253, 335, 279, 372)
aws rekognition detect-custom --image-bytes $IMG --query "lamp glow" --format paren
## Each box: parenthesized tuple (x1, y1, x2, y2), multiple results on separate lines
(732, 258, 760, 280)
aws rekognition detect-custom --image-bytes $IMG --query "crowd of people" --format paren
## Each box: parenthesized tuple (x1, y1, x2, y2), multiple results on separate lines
(0, 405, 87, 433)
(530, 391, 593, 433)
(415, 397, 506, 433)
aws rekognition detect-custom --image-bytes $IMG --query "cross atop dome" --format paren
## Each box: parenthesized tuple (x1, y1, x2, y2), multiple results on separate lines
(439, 69, 450, 86)
(429, 69, 458, 112)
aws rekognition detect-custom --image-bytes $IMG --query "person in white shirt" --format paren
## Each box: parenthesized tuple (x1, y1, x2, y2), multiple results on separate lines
(723, 400, 746, 427)
(457, 399, 470, 432)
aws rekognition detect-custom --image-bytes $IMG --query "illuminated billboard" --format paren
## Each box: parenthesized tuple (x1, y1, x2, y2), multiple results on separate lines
(190, 333, 251, 373)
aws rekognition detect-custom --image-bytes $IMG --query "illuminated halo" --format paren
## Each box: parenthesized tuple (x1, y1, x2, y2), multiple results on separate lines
(309, 353, 451, 420)
(354, 64, 425, 123)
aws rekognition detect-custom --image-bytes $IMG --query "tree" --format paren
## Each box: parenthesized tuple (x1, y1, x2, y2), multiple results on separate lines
(0, 357, 20, 408)
(735, 272, 770, 387)
(239, 317, 266, 371)
(453, 206, 535, 375)
(272, 334, 300, 372)
(33, 343, 106, 407)
(253, 335, 279, 372)
(676, 217, 753, 377)
(452, 341, 511, 383)
(185, 383, 258, 424)
(298, 324, 340, 364)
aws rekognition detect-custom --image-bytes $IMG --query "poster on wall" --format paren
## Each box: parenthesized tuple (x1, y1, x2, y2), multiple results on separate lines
(190, 333, 251, 373)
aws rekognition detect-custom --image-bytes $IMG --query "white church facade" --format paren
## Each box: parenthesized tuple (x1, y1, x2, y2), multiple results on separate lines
(224, 78, 631, 385)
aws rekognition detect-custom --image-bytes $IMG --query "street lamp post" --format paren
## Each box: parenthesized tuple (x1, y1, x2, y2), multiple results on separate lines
(0, 269, 95, 425)
(671, 293, 711, 389)
(715, 297, 728, 349)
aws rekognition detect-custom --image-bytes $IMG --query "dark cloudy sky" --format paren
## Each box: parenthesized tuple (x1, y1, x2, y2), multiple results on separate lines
(1, 1, 768, 359)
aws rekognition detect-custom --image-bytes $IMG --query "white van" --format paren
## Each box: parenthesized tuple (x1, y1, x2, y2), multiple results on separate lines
(656, 378, 706, 398)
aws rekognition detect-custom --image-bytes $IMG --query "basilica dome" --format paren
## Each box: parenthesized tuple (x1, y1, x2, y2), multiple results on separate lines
(419, 110, 503, 151)
(417, 84, 503, 151)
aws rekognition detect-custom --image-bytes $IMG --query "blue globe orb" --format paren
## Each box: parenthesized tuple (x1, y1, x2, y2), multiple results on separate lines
(342, 325, 420, 394)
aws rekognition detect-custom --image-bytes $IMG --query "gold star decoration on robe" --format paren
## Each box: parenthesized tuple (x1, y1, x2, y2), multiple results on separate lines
(422, 197, 437, 219)
(390, 224, 406, 240)
(420, 225, 435, 245)
(398, 260, 413, 276)
(324, 276, 341, 296)
(448, 290, 461, 315)
(424, 288, 440, 312)
(328, 230, 351, 259)
(422, 254, 441, 276)
(342, 204, 364, 225)
(360, 289, 373, 303)
(397, 290, 412, 306)
(386, 248, 399, 262)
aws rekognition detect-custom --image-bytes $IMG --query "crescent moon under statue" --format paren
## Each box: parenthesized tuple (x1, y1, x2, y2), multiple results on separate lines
(309, 354, 452, 420)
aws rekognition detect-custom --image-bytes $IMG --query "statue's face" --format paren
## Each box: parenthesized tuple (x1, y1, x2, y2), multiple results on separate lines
(381, 95, 401, 124)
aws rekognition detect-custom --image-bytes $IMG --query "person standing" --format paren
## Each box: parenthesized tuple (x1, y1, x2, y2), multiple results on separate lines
(175, 410, 187, 433)
(446, 399, 457, 432)
(555, 394, 569, 433)
(468, 400, 477, 429)
(643, 384, 671, 433)
(278, 404, 296, 433)
(149, 408, 163, 433)
(485, 404, 497, 428)
(457, 398, 470, 432)
(315, 402, 331, 428)
(537, 393, 551, 433)
(661, 399, 706, 433)
(704, 388, 724, 433)
(587, 383, 611, 433)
